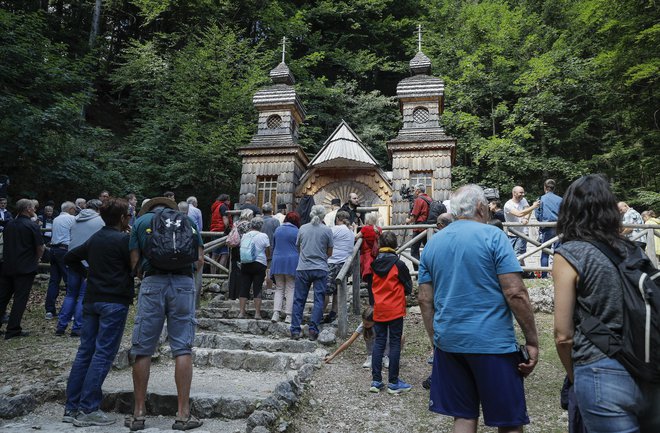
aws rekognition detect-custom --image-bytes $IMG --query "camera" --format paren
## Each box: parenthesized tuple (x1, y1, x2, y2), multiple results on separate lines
(399, 184, 415, 210)
(482, 187, 500, 202)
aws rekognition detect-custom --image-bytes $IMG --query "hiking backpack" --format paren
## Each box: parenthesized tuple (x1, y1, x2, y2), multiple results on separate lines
(420, 196, 447, 224)
(239, 231, 258, 263)
(144, 208, 198, 270)
(578, 241, 660, 382)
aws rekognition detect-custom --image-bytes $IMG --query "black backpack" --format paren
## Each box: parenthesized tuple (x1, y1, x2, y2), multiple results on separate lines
(420, 196, 447, 224)
(578, 241, 660, 383)
(144, 208, 198, 271)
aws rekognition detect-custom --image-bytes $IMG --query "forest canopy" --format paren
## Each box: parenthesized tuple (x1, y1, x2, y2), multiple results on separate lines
(1, 0, 658, 210)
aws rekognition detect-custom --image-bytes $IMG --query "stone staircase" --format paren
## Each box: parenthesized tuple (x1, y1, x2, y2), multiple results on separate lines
(97, 294, 327, 432)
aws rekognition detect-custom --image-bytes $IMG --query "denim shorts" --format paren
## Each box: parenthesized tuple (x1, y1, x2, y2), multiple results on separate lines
(131, 274, 196, 358)
(429, 348, 529, 427)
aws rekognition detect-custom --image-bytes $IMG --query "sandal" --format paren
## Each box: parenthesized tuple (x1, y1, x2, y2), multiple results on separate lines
(124, 414, 146, 431)
(172, 413, 203, 430)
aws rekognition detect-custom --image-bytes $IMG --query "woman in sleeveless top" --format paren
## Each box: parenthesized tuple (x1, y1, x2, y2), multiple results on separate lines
(553, 174, 660, 433)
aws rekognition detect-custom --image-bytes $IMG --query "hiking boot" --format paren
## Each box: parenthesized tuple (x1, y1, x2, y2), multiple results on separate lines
(62, 409, 78, 423)
(362, 355, 372, 369)
(70, 331, 81, 338)
(73, 410, 116, 427)
(369, 381, 384, 393)
(55, 329, 65, 336)
(308, 330, 319, 341)
(323, 312, 337, 324)
(387, 379, 413, 395)
(383, 356, 390, 369)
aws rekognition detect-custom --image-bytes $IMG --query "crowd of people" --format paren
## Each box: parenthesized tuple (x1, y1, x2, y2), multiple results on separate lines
(0, 177, 658, 432)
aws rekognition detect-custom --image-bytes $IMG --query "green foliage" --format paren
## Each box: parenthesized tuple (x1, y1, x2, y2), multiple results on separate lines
(0, 0, 658, 213)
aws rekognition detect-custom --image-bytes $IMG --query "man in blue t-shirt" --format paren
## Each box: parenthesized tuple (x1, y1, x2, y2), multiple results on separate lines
(535, 179, 563, 278)
(418, 184, 539, 433)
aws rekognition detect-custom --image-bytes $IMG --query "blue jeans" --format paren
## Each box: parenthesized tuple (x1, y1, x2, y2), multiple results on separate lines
(65, 302, 128, 413)
(45, 246, 68, 314)
(574, 357, 660, 433)
(57, 268, 86, 333)
(290, 269, 327, 335)
(539, 228, 559, 278)
(372, 317, 403, 384)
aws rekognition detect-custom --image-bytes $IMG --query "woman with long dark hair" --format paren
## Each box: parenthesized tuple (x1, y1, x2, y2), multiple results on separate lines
(553, 174, 660, 433)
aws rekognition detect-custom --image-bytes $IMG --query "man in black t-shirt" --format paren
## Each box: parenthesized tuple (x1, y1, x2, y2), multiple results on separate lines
(0, 199, 44, 339)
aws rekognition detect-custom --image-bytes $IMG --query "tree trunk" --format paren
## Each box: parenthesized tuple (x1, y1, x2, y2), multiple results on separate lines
(89, 0, 102, 49)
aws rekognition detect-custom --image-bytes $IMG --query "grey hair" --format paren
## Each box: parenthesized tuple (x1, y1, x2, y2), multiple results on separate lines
(245, 193, 256, 203)
(250, 216, 264, 231)
(261, 202, 273, 214)
(451, 185, 488, 219)
(415, 183, 426, 193)
(186, 196, 197, 206)
(86, 199, 103, 211)
(178, 201, 189, 212)
(61, 201, 76, 212)
(309, 205, 326, 225)
(75, 198, 86, 206)
(365, 211, 379, 226)
(239, 208, 254, 221)
(16, 198, 34, 214)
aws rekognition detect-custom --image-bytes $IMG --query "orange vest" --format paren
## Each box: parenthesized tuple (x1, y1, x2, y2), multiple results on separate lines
(372, 264, 406, 322)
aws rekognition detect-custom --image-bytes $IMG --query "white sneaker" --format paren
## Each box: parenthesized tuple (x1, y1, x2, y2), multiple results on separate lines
(271, 312, 280, 323)
(383, 356, 390, 369)
(362, 355, 372, 369)
(284, 315, 292, 324)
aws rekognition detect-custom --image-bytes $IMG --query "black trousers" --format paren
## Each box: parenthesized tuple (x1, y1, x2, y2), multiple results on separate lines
(410, 233, 427, 271)
(0, 270, 36, 338)
(240, 262, 266, 299)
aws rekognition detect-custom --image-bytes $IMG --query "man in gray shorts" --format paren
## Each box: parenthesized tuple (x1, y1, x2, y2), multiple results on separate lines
(128, 197, 204, 431)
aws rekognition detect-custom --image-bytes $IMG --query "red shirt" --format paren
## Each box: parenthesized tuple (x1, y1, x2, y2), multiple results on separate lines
(210, 200, 231, 232)
(410, 193, 430, 232)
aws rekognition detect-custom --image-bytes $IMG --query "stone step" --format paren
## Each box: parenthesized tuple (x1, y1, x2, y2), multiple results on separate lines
(100, 363, 293, 419)
(197, 306, 312, 320)
(183, 347, 325, 372)
(197, 317, 294, 337)
(194, 332, 319, 353)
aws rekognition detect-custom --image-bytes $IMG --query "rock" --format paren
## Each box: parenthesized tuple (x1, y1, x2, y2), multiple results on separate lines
(246, 410, 277, 431)
(298, 364, 315, 383)
(0, 394, 37, 418)
(273, 382, 297, 405)
(251, 427, 271, 433)
(113, 347, 130, 370)
(529, 285, 554, 313)
(277, 421, 289, 432)
(0, 386, 12, 396)
(207, 283, 221, 293)
(317, 328, 336, 345)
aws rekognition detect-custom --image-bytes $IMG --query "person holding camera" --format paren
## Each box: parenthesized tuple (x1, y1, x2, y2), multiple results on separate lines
(406, 183, 431, 271)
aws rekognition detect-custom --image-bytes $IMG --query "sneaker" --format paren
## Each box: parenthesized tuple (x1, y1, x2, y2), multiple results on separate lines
(383, 356, 390, 369)
(284, 315, 292, 324)
(291, 333, 301, 341)
(73, 410, 116, 427)
(237, 312, 246, 319)
(369, 381, 384, 393)
(45, 312, 54, 320)
(70, 331, 81, 338)
(323, 312, 337, 324)
(308, 330, 319, 341)
(271, 312, 280, 323)
(362, 355, 372, 369)
(427, 354, 434, 365)
(387, 379, 413, 395)
(422, 375, 432, 390)
(62, 409, 78, 423)
(55, 329, 65, 336)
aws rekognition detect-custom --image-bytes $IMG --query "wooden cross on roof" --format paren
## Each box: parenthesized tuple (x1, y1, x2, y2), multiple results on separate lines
(418, 24, 422, 52)
(281, 36, 287, 63)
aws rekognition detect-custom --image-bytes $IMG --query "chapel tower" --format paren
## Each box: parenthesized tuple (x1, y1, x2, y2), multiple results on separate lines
(387, 28, 456, 225)
(238, 38, 308, 208)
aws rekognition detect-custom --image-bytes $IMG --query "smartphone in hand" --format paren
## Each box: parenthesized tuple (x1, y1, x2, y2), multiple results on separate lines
(518, 344, 530, 363)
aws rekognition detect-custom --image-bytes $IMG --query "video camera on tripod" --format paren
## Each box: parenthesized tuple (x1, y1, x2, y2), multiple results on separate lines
(399, 184, 415, 210)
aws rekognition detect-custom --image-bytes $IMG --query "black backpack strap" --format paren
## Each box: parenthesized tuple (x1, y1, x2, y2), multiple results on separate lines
(588, 240, 623, 266)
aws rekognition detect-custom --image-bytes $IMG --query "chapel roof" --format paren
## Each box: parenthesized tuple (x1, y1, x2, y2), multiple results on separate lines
(308, 120, 380, 169)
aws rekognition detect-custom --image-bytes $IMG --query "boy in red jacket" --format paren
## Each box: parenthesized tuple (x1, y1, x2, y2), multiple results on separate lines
(369, 231, 413, 394)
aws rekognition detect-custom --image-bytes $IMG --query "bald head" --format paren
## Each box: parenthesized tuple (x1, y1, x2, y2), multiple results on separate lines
(512, 186, 525, 202)
(617, 202, 629, 215)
